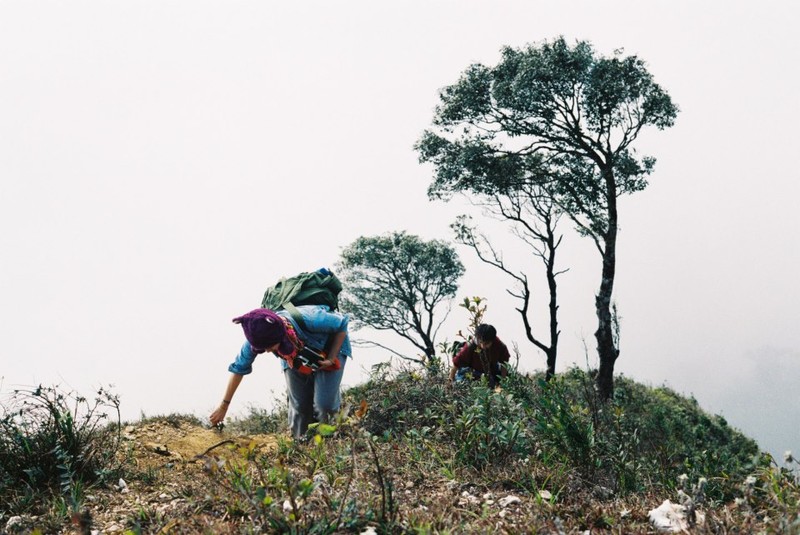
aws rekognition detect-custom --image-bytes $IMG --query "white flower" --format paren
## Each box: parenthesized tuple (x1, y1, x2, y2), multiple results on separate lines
(745, 475, 757, 487)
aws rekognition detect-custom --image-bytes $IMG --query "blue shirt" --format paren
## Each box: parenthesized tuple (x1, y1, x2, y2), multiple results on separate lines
(228, 305, 352, 375)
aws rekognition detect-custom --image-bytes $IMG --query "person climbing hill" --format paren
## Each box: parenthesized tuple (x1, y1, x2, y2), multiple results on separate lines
(209, 304, 351, 439)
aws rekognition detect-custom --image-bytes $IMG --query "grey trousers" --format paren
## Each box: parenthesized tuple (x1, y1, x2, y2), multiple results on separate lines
(284, 357, 347, 439)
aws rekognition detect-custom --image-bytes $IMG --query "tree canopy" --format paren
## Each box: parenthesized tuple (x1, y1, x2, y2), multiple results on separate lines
(337, 232, 464, 366)
(417, 36, 678, 398)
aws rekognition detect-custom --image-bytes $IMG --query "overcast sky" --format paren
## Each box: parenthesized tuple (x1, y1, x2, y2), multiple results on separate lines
(1, 1, 797, 462)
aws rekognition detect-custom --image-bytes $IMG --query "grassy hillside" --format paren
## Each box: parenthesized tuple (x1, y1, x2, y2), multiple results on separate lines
(1, 369, 798, 533)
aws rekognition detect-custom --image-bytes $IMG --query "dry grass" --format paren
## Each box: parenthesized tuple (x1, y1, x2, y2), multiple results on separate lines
(2, 374, 798, 534)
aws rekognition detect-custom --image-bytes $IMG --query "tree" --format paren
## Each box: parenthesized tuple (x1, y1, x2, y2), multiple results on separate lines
(450, 185, 565, 380)
(416, 37, 678, 399)
(337, 231, 465, 368)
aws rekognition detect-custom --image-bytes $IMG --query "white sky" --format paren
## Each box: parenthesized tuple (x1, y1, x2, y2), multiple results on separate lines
(1, 1, 798, 461)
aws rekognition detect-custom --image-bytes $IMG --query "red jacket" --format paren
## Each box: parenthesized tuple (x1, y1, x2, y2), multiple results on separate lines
(453, 338, 510, 376)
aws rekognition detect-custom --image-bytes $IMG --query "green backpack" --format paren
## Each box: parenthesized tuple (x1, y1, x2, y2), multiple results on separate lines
(260, 268, 343, 329)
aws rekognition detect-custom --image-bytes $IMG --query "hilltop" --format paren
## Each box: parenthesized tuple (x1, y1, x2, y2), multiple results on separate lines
(1, 369, 798, 534)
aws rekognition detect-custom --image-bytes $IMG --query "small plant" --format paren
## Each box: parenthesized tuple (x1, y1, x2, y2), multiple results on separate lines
(227, 401, 289, 435)
(530, 374, 596, 475)
(0, 385, 122, 515)
(452, 384, 530, 469)
(458, 296, 487, 339)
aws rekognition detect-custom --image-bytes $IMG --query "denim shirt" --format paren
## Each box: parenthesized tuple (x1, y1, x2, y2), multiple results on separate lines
(228, 305, 352, 375)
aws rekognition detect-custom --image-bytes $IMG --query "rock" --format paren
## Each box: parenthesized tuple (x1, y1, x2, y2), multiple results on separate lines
(538, 490, 552, 501)
(6, 516, 24, 529)
(649, 500, 692, 533)
(360, 527, 378, 535)
(146, 442, 171, 456)
(499, 495, 521, 507)
(459, 491, 480, 505)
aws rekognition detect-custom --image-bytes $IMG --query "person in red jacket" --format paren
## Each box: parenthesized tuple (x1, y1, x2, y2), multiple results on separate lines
(449, 324, 510, 388)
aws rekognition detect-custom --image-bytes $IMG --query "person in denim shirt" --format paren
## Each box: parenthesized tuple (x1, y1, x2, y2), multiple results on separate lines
(210, 305, 351, 439)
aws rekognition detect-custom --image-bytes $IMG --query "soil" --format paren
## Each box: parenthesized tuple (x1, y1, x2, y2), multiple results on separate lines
(38, 420, 281, 534)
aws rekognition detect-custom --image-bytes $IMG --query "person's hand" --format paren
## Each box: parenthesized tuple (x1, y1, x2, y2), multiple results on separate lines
(210, 403, 228, 427)
(317, 356, 341, 372)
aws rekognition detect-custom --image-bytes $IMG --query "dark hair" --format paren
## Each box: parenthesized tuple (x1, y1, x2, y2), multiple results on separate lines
(475, 324, 497, 343)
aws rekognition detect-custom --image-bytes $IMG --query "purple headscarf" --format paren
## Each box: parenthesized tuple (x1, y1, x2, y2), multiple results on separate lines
(232, 308, 294, 354)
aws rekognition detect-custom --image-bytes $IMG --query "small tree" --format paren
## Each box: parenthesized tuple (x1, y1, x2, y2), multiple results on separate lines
(417, 37, 677, 398)
(450, 186, 565, 379)
(337, 231, 465, 368)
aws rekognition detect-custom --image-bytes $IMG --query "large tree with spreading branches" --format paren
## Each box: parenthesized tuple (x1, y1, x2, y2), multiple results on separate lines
(416, 36, 678, 399)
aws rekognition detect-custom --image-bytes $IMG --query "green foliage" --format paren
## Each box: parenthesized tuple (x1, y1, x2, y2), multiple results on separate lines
(349, 364, 760, 501)
(418, 38, 677, 235)
(525, 368, 760, 499)
(204, 413, 398, 534)
(135, 412, 204, 428)
(526, 374, 596, 473)
(5, 373, 762, 534)
(337, 231, 464, 365)
(740, 456, 800, 531)
(0, 385, 122, 514)
(417, 36, 680, 399)
(452, 385, 530, 469)
(227, 402, 289, 436)
(605, 373, 759, 499)
(418, 36, 678, 218)
(458, 296, 487, 338)
(347, 367, 454, 439)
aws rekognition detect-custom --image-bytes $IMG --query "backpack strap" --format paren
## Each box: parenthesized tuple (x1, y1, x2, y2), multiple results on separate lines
(282, 302, 308, 331)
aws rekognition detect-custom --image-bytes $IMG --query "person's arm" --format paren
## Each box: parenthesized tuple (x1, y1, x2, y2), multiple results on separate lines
(449, 366, 457, 382)
(498, 339, 511, 378)
(452, 341, 474, 369)
(320, 331, 347, 368)
(210, 373, 243, 426)
(298, 306, 350, 364)
(210, 341, 258, 426)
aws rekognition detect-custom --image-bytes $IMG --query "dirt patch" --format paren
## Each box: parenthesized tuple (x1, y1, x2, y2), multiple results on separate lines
(48, 420, 286, 534)
(123, 420, 280, 467)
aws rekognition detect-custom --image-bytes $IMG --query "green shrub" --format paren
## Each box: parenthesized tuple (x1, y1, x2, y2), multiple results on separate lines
(548, 368, 760, 499)
(227, 401, 289, 436)
(0, 385, 122, 512)
(452, 384, 532, 469)
(345, 367, 457, 439)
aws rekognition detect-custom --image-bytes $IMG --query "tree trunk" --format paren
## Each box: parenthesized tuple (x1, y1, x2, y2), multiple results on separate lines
(423, 338, 439, 373)
(545, 231, 559, 381)
(545, 348, 557, 380)
(595, 166, 620, 400)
